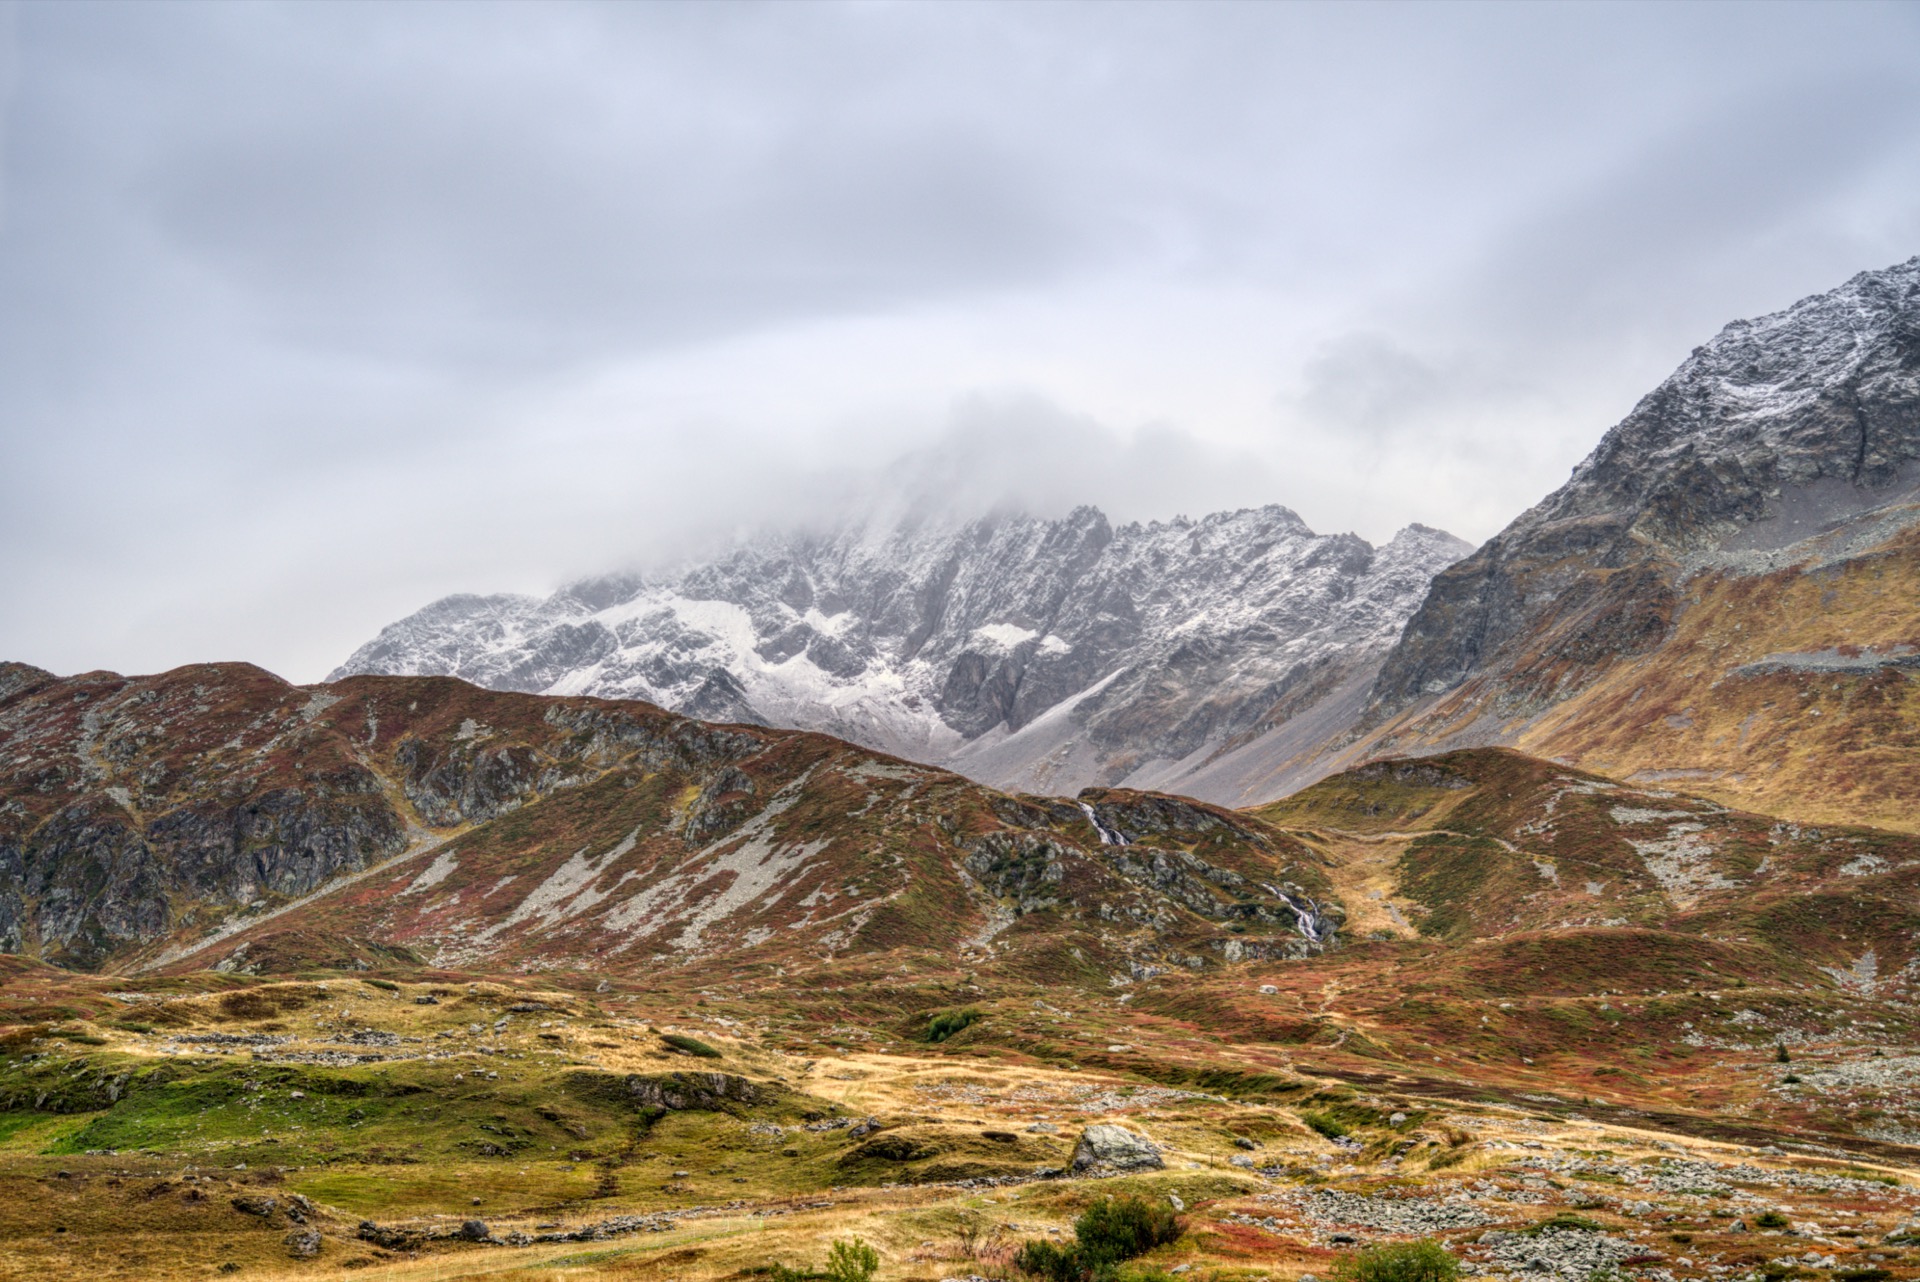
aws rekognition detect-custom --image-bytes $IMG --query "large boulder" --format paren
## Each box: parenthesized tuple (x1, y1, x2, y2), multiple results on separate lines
(1070, 1123, 1164, 1175)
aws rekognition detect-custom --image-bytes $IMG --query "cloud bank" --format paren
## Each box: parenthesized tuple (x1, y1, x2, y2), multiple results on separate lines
(2, 1, 1917, 681)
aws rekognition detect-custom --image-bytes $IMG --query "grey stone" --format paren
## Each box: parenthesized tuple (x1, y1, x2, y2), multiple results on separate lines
(283, 1228, 321, 1258)
(1070, 1123, 1164, 1175)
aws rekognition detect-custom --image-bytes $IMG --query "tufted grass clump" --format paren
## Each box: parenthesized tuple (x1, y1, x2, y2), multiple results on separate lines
(1332, 1239, 1461, 1282)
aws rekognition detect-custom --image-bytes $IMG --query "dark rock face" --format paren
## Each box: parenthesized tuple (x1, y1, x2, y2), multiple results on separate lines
(1371, 256, 1920, 719)
(0, 667, 416, 967)
(331, 506, 1470, 801)
(0, 662, 771, 970)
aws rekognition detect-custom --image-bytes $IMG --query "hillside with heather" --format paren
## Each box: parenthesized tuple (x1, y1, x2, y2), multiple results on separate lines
(6, 654, 1920, 1277)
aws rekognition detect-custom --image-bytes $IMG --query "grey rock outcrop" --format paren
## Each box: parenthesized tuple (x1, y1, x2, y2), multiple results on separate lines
(1069, 1123, 1164, 1174)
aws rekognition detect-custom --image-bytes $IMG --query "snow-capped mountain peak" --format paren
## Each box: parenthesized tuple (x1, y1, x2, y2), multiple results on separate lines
(332, 503, 1470, 802)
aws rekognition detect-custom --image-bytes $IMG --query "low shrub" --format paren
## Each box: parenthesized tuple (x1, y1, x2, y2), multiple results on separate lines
(1015, 1239, 1082, 1282)
(364, 979, 399, 992)
(1076, 1195, 1182, 1264)
(767, 1238, 880, 1282)
(826, 1238, 880, 1282)
(926, 1008, 981, 1043)
(660, 1032, 722, 1059)
(1014, 1195, 1184, 1282)
(1523, 1213, 1604, 1235)
(1332, 1239, 1461, 1282)
(1755, 1211, 1791, 1230)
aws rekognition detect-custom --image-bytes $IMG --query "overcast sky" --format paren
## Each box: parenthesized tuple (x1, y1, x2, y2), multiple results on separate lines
(3, 1, 1918, 683)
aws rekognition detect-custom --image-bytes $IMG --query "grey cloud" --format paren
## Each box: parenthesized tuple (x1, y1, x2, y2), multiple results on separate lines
(3, 1, 1919, 683)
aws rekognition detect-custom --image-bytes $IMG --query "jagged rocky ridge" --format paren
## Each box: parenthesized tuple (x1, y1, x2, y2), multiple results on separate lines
(332, 507, 1470, 805)
(0, 661, 1343, 973)
(1371, 255, 1920, 721)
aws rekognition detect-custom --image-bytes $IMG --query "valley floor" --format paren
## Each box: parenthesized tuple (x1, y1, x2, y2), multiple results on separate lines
(1, 958, 1917, 1282)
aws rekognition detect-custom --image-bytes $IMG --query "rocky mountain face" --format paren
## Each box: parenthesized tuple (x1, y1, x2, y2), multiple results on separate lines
(0, 661, 1342, 974)
(331, 507, 1470, 805)
(1354, 257, 1920, 831)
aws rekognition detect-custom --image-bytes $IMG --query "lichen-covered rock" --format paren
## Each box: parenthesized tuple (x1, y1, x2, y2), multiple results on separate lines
(1070, 1123, 1164, 1175)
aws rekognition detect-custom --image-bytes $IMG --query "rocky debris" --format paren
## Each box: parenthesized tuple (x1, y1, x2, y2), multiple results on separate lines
(1070, 1124, 1164, 1175)
(174, 1033, 290, 1047)
(507, 1212, 679, 1245)
(283, 1228, 321, 1258)
(1466, 1227, 1641, 1281)
(250, 1050, 393, 1068)
(231, 1195, 279, 1219)
(358, 1220, 420, 1250)
(1282, 1188, 1493, 1236)
(458, 1220, 492, 1242)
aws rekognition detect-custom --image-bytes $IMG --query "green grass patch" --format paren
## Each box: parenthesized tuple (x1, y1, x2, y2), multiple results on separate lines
(660, 1032, 723, 1058)
(1302, 1110, 1349, 1140)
